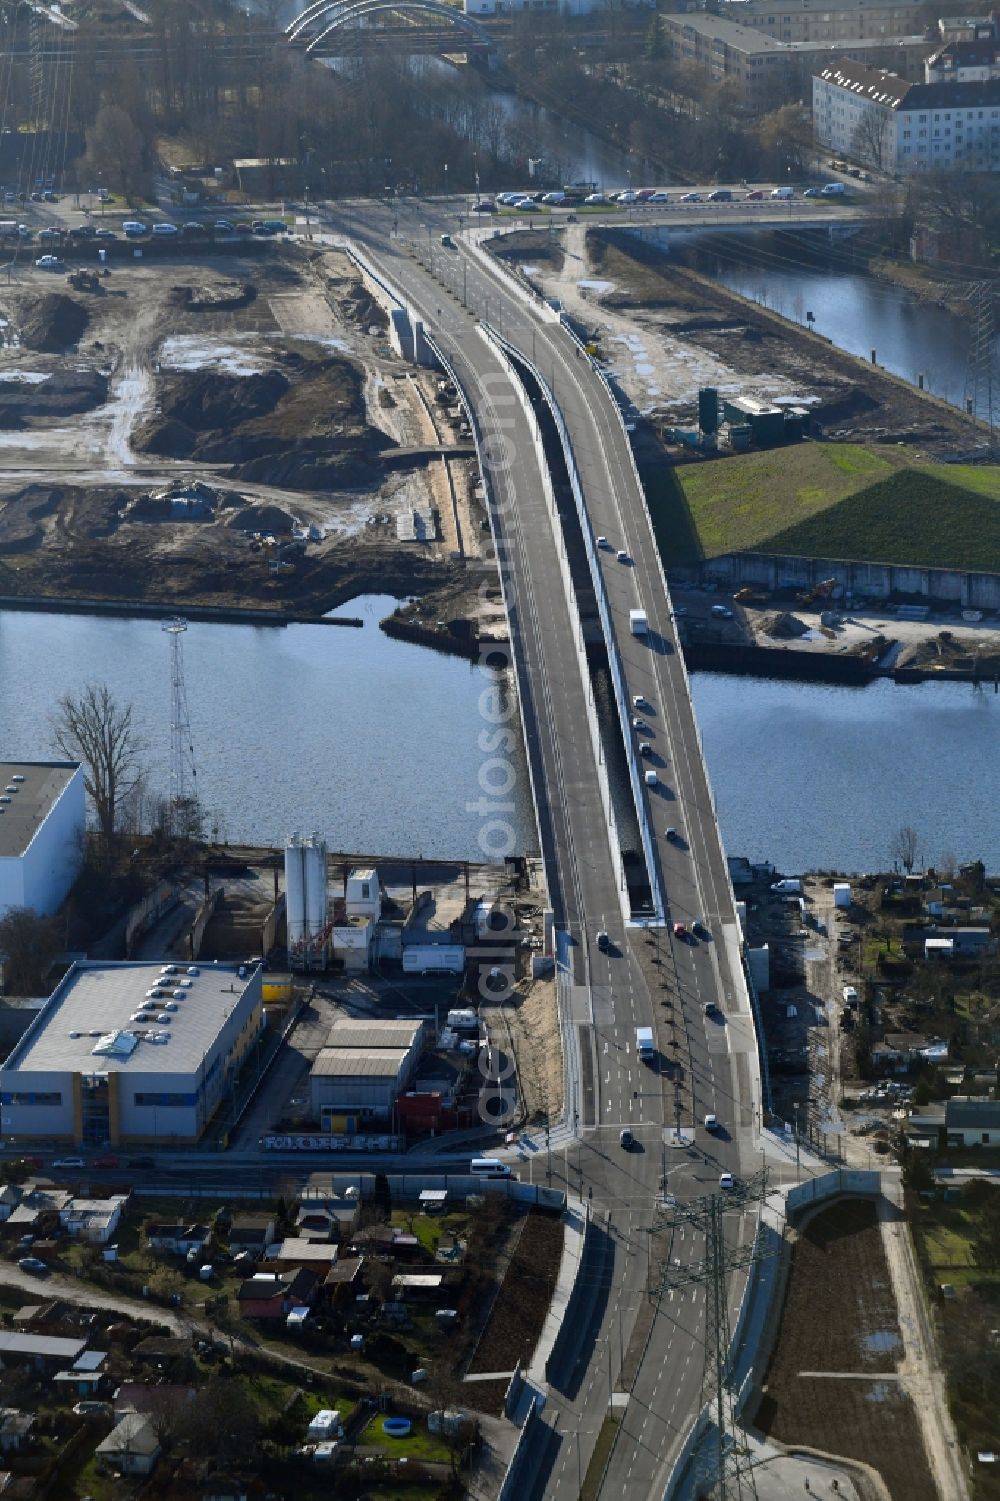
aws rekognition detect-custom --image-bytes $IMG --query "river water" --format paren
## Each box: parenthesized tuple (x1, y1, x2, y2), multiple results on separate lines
(0, 596, 537, 861)
(674, 229, 998, 422)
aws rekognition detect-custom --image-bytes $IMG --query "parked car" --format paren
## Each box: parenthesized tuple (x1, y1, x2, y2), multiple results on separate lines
(182, 220, 208, 235)
(34, 255, 63, 271)
(680, 192, 701, 202)
(51, 1156, 85, 1169)
(584, 193, 607, 204)
(38, 227, 63, 241)
(617, 190, 638, 203)
(69, 223, 97, 239)
(214, 219, 234, 232)
(91, 1155, 119, 1169)
(472, 201, 495, 213)
(151, 222, 179, 236)
(122, 220, 147, 237)
(719, 1173, 735, 1190)
(94, 227, 117, 239)
(18, 1257, 48, 1275)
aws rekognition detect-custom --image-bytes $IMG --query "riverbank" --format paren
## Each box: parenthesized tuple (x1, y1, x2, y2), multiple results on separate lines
(868, 253, 1000, 321)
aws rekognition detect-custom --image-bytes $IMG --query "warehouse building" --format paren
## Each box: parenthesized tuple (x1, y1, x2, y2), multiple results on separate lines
(0, 961, 264, 1147)
(0, 762, 85, 921)
(309, 1018, 424, 1127)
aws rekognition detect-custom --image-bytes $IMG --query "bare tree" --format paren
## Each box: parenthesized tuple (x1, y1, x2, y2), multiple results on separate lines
(891, 825, 921, 875)
(852, 106, 892, 171)
(0, 907, 61, 996)
(51, 683, 143, 847)
(84, 104, 147, 203)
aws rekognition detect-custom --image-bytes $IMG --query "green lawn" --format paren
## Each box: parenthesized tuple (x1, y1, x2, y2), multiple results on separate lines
(659, 443, 1000, 570)
(359, 1414, 455, 1462)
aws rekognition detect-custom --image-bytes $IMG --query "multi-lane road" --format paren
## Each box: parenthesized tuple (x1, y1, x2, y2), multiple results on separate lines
(326, 198, 764, 1497)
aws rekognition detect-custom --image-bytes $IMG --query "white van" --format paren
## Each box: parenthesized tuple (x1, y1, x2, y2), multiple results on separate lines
(470, 1158, 511, 1178)
(770, 186, 794, 200)
(820, 182, 846, 196)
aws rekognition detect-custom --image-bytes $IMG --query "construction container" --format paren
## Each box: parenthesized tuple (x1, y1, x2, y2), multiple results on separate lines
(698, 386, 719, 434)
(833, 882, 852, 909)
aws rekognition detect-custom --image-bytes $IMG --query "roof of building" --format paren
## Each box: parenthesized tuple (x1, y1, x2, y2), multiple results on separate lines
(391, 1273, 444, 1288)
(0, 1333, 86, 1359)
(311, 1047, 411, 1078)
(4, 960, 260, 1077)
(72, 1349, 107, 1372)
(946, 1095, 1000, 1127)
(112, 1383, 196, 1416)
(270, 1237, 339, 1263)
(0, 762, 80, 861)
(729, 0, 920, 14)
(817, 60, 914, 104)
(96, 1413, 160, 1457)
(324, 1254, 363, 1286)
(326, 1019, 423, 1051)
(667, 12, 790, 50)
(929, 36, 1000, 64)
(882, 1031, 931, 1049)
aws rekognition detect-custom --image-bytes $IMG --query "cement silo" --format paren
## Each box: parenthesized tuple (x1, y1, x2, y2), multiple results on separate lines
(285, 833, 329, 971)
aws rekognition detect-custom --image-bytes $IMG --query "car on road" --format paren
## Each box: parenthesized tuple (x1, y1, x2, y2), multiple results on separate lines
(639, 742, 653, 758)
(648, 191, 671, 202)
(38, 227, 63, 241)
(719, 1172, 735, 1190)
(842, 985, 859, 1004)
(95, 227, 117, 238)
(616, 549, 630, 563)
(51, 1156, 85, 1169)
(182, 220, 208, 235)
(18, 1257, 48, 1275)
(632, 695, 645, 709)
(644, 769, 657, 786)
(122, 221, 147, 237)
(152, 222, 179, 236)
(34, 255, 63, 271)
(803, 186, 823, 197)
(584, 193, 607, 204)
(126, 1155, 156, 1169)
(707, 189, 732, 202)
(473, 200, 495, 213)
(513, 197, 539, 211)
(746, 189, 765, 200)
(214, 219, 234, 232)
(665, 826, 678, 842)
(597, 930, 610, 952)
(680, 192, 701, 202)
(711, 604, 734, 619)
(704, 1114, 718, 1132)
(42, 190, 57, 202)
(632, 717, 647, 731)
(69, 224, 97, 239)
(692, 920, 710, 939)
(541, 191, 566, 205)
(596, 534, 609, 548)
(619, 1128, 634, 1148)
(673, 922, 687, 938)
(617, 190, 637, 203)
(91, 1155, 119, 1169)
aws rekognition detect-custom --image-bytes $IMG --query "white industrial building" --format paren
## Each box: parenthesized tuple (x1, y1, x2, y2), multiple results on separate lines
(0, 762, 85, 921)
(309, 1018, 424, 1127)
(813, 61, 1000, 171)
(332, 867, 381, 973)
(0, 961, 264, 1147)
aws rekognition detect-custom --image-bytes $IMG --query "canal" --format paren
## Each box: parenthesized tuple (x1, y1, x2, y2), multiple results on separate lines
(673, 228, 999, 422)
(0, 596, 537, 862)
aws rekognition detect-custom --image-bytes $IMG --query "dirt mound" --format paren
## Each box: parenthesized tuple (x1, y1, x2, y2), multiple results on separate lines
(227, 502, 297, 534)
(0, 367, 108, 429)
(15, 294, 90, 352)
(136, 354, 385, 493)
(761, 611, 810, 639)
(172, 282, 257, 313)
(0, 486, 62, 553)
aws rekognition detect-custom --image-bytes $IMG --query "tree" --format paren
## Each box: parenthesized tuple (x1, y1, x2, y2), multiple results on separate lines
(0, 907, 61, 996)
(969, 1184, 1000, 1272)
(84, 104, 147, 204)
(852, 105, 892, 172)
(51, 683, 142, 847)
(891, 825, 921, 875)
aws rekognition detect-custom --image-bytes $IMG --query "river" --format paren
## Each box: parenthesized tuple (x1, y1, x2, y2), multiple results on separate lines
(673, 229, 999, 423)
(0, 597, 537, 862)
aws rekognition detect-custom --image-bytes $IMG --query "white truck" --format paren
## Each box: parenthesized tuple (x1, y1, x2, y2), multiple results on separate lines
(629, 608, 648, 636)
(636, 1025, 655, 1060)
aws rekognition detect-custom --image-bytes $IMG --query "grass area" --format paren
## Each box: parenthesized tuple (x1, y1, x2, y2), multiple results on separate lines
(911, 1197, 1000, 1289)
(665, 442, 1000, 570)
(359, 1413, 454, 1462)
(391, 1209, 468, 1259)
(581, 1412, 620, 1501)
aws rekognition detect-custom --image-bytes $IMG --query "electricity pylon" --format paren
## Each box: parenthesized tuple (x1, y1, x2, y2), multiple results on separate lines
(657, 1169, 775, 1501)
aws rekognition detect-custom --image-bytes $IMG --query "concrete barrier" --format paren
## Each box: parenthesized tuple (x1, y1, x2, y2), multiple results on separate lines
(124, 881, 177, 957)
(694, 549, 1000, 611)
(186, 886, 222, 960)
(527, 1198, 588, 1386)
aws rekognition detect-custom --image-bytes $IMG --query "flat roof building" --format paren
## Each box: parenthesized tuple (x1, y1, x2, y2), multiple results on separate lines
(0, 762, 85, 921)
(725, 0, 929, 43)
(309, 1018, 424, 1126)
(0, 961, 264, 1147)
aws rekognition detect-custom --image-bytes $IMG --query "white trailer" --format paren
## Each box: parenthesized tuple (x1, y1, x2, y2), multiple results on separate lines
(629, 609, 648, 636)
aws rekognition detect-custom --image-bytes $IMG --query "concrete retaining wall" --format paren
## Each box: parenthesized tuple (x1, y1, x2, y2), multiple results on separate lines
(124, 881, 177, 957)
(187, 886, 222, 960)
(328, 1172, 565, 1209)
(527, 1198, 588, 1385)
(693, 550, 1000, 609)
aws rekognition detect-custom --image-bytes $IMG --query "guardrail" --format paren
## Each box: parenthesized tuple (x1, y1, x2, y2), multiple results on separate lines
(479, 324, 634, 922)
(483, 323, 664, 923)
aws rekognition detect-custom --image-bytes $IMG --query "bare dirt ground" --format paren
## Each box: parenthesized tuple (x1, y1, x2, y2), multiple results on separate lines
(0, 247, 492, 619)
(757, 1198, 937, 1501)
(481, 972, 563, 1127)
(466, 1211, 564, 1375)
(513, 225, 978, 455)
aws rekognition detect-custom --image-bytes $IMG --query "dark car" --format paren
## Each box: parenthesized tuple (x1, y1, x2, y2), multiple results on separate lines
(126, 1155, 156, 1170)
(91, 1154, 119, 1169)
(708, 189, 732, 202)
(18, 1257, 48, 1276)
(69, 224, 98, 239)
(473, 200, 495, 213)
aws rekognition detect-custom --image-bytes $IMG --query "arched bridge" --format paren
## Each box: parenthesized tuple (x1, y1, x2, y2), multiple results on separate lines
(285, 0, 494, 57)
